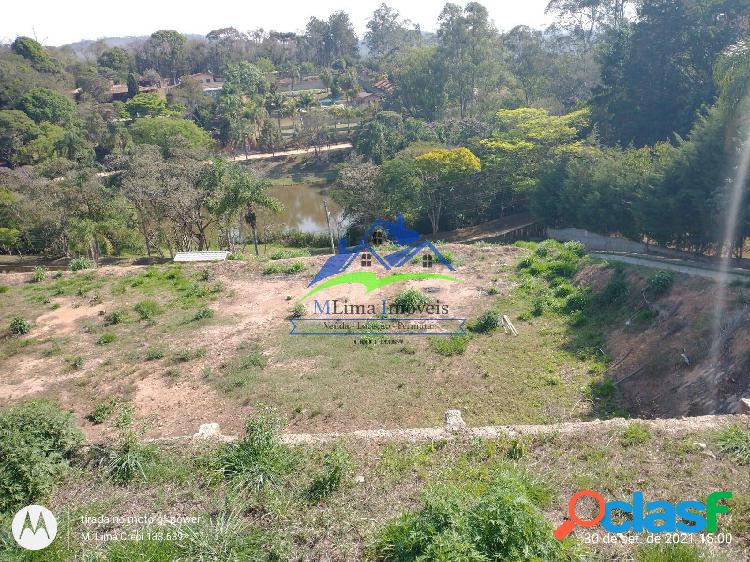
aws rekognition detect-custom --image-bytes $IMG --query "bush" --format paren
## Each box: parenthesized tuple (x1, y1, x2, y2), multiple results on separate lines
(69, 257, 97, 271)
(620, 423, 651, 447)
(97, 333, 116, 345)
(468, 310, 501, 333)
(371, 465, 575, 562)
(307, 446, 354, 502)
(145, 347, 166, 361)
(101, 431, 158, 484)
(262, 261, 304, 275)
(599, 276, 629, 305)
(289, 302, 306, 318)
(32, 266, 47, 282)
(88, 398, 118, 424)
(0, 285, 8, 293)
(66, 355, 84, 369)
(216, 411, 292, 491)
(192, 308, 214, 321)
(10, 316, 31, 335)
(105, 309, 126, 325)
(647, 270, 675, 296)
(715, 424, 750, 465)
(563, 240, 586, 257)
(392, 288, 430, 313)
(0, 400, 84, 512)
(134, 299, 162, 320)
(429, 336, 469, 356)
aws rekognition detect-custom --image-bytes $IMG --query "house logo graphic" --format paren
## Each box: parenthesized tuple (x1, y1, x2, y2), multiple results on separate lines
(11, 505, 58, 550)
(290, 216, 465, 336)
(302, 215, 459, 300)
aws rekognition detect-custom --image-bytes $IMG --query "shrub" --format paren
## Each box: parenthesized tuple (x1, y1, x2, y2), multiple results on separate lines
(101, 431, 158, 484)
(563, 240, 586, 257)
(620, 423, 651, 447)
(198, 268, 212, 282)
(0, 285, 8, 293)
(88, 398, 118, 424)
(105, 309, 126, 325)
(66, 355, 84, 369)
(289, 302, 306, 318)
(0, 400, 84, 512)
(715, 424, 750, 465)
(32, 266, 47, 282)
(216, 411, 292, 491)
(599, 276, 629, 305)
(392, 288, 430, 313)
(262, 261, 304, 275)
(430, 336, 469, 356)
(97, 333, 116, 345)
(307, 446, 354, 502)
(647, 270, 675, 296)
(372, 465, 575, 562)
(10, 316, 31, 335)
(468, 310, 501, 333)
(145, 347, 166, 361)
(134, 299, 162, 320)
(589, 378, 616, 400)
(69, 257, 96, 271)
(192, 308, 214, 321)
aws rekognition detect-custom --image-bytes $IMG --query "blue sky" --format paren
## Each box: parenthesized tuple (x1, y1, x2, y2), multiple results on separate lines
(1, 0, 555, 46)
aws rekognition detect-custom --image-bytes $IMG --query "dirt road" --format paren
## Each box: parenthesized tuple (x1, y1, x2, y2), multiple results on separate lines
(591, 252, 750, 282)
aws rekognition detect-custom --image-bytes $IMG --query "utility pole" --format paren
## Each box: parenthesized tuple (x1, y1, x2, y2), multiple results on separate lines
(323, 199, 336, 254)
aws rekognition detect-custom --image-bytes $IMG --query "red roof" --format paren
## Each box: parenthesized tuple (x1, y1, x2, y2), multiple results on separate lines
(373, 78, 395, 93)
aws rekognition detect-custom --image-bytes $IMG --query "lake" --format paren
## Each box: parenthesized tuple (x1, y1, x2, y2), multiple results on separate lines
(258, 184, 345, 236)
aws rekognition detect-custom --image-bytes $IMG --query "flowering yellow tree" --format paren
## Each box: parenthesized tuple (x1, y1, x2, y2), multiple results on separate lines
(415, 147, 481, 234)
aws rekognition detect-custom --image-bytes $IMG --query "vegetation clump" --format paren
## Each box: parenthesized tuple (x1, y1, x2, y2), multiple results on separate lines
(647, 270, 675, 296)
(429, 335, 469, 356)
(715, 424, 750, 465)
(69, 257, 97, 271)
(372, 464, 576, 561)
(216, 411, 293, 491)
(392, 288, 430, 313)
(134, 299, 163, 320)
(468, 309, 501, 333)
(9, 316, 31, 335)
(307, 446, 354, 502)
(0, 400, 84, 512)
(32, 266, 47, 282)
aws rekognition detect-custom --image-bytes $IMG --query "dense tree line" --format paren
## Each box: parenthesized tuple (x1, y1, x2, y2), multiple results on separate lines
(1, 0, 749, 259)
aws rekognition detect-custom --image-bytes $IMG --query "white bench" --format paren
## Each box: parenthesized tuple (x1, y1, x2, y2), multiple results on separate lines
(173, 251, 230, 262)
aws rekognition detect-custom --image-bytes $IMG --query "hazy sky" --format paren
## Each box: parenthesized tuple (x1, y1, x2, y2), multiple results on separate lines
(1, 0, 555, 46)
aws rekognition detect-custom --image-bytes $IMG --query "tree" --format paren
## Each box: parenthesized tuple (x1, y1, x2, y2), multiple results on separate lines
(0, 110, 40, 167)
(590, 0, 750, 146)
(123, 93, 168, 119)
(208, 159, 281, 255)
(365, 3, 421, 65)
(437, 2, 504, 118)
(388, 45, 446, 120)
(17, 88, 76, 125)
(11, 36, 58, 72)
(257, 119, 283, 155)
(126, 73, 140, 98)
(414, 147, 481, 233)
(222, 62, 269, 96)
(97, 47, 133, 81)
(140, 30, 186, 84)
(129, 117, 213, 151)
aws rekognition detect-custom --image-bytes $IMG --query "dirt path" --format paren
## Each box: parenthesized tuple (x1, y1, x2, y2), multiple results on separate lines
(591, 252, 750, 281)
(230, 142, 352, 161)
